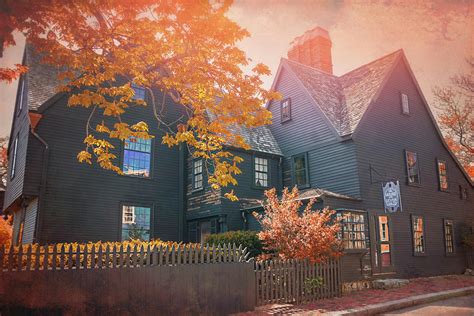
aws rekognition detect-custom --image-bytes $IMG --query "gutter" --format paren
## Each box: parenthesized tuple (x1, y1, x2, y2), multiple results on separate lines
(30, 126, 49, 245)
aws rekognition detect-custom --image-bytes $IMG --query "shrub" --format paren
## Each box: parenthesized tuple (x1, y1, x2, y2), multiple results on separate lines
(205, 230, 263, 258)
(0, 216, 12, 248)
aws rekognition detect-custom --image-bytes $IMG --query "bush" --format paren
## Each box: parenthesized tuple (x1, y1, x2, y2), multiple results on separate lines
(205, 230, 263, 258)
(0, 216, 12, 248)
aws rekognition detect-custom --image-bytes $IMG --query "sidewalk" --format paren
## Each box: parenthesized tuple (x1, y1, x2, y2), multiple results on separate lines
(242, 275, 474, 315)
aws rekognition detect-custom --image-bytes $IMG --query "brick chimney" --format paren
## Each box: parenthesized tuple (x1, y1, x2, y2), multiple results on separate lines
(288, 26, 333, 74)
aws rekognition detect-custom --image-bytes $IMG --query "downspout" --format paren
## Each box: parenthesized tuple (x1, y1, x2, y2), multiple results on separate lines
(30, 127, 49, 244)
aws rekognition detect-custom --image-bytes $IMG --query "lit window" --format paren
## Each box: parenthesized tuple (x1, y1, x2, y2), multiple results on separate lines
(193, 159, 203, 190)
(281, 98, 291, 122)
(122, 137, 152, 177)
(338, 211, 367, 249)
(444, 219, 454, 255)
(131, 84, 146, 101)
(437, 159, 448, 191)
(292, 153, 309, 187)
(254, 157, 269, 187)
(10, 135, 19, 179)
(121, 205, 151, 241)
(401, 93, 409, 115)
(405, 151, 420, 185)
(412, 215, 425, 254)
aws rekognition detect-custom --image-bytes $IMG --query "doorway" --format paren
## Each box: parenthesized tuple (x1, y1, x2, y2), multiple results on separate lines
(373, 215, 394, 273)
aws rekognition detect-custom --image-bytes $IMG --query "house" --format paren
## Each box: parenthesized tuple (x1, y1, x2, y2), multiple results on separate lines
(3, 26, 473, 279)
(252, 26, 472, 279)
(2, 44, 282, 246)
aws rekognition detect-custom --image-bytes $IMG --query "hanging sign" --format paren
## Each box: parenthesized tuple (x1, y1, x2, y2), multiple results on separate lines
(382, 181, 402, 213)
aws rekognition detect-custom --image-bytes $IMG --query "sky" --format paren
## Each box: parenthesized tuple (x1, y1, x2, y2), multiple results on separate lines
(0, 0, 472, 138)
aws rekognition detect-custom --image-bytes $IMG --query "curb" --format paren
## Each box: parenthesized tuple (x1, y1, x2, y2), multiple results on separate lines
(322, 286, 474, 315)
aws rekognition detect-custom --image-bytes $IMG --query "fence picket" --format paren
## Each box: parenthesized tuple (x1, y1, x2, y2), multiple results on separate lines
(59, 244, 65, 270)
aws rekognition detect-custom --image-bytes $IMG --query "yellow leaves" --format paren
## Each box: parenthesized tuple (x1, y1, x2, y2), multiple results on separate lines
(77, 150, 92, 164)
(224, 191, 238, 202)
(131, 121, 149, 132)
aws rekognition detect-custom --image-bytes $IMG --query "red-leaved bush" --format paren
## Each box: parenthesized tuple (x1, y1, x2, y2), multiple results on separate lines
(254, 187, 342, 263)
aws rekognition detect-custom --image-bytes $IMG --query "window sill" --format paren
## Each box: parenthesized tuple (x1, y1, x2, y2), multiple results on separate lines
(406, 182, 421, 188)
(252, 185, 269, 190)
(445, 252, 456, 257)
(121, 173, 153, 180)
(296, 184, 310, 190)
(191, 187, 204, 194)
(281, 118, 292, 124)
(439, 189, 450, 193)
(413, 252, 427, 257)
(343, 248, 369, 254)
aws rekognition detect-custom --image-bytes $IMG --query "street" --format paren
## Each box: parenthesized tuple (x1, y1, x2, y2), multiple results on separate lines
(382, 294, 474, 315)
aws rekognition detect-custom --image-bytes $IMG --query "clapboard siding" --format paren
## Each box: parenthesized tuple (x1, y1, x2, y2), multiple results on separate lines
(3, 75, 29, 210)
(186, 149, 281, 233)
(32, 89, 188, 244)
(353, 58, 473, 277)
(22, 198, 38, 244)
(221, 150, 281, 231)
(269, 65, 361, 198)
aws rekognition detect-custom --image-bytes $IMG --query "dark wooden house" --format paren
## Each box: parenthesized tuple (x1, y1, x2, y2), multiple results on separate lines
(254, 26, 473, 279)
(4, 26, 473, 280)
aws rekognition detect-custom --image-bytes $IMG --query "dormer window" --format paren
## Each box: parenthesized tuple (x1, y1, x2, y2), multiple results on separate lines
(281, 98, 291, 122)
(131, 84, 146, 101)
(401, 93, 409, 115)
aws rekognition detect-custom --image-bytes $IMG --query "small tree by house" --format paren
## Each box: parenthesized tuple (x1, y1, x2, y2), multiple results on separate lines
(0, 136, 8, 190)
(254, 187, 342, 263)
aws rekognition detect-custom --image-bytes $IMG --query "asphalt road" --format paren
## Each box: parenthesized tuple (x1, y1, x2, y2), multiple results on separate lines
(382, 294, 474, 315)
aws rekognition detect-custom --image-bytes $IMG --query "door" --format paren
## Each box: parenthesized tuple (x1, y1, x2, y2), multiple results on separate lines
(373, 215, 394, 273)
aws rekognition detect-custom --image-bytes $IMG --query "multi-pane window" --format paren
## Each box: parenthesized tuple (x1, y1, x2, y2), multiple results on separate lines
(437, 159, 448, 191)
(412, 215, 425, 254)
(444, 219, 454, 255)
(405, 151, 420, 185)
(401, 93, 409, 115)
(121, 205, 151, 241)
(193, 159, 203, 190)
(338, 211, 367, 249)
(131, 84, 146, 101)
(122, 137, 152, 177)
(254, 157, 269, 187)
(10, 135, 19, 179)
(281, 98, 291, 122)
(292, 153, 308, 187)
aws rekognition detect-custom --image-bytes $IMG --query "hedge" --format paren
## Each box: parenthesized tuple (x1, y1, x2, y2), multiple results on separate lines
(205, 230, 263, 258)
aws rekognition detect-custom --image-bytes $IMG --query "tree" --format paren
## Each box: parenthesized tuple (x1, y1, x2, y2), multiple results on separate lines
(254, 187, 342, 263)
(433, 58, 473, 178)
(0, 136, 8, 190)
(1, 0, 279, 200)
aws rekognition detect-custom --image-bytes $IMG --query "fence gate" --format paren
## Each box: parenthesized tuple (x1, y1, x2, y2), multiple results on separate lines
(254, 258, 341, 305)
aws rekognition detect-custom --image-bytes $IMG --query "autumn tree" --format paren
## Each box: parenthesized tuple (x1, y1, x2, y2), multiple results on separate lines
(254, 187, 342, 263)
(0, 136, 8, 190)
(0, 216, 12, 247)
(433, 58, 473, 178)
(0, 0, 278, 200)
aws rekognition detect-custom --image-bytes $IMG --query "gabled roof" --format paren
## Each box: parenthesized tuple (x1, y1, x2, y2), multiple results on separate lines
(23, 44, 282, 156)
(24, 43, 65, 111)
(281, 50, 402, 136)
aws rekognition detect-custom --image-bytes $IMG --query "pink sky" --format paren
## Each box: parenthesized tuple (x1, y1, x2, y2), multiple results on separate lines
(0, 0, 472, 137)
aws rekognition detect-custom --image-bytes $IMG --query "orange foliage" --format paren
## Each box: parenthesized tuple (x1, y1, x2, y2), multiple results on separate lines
(254, 187, 342, 263)
(0, 217, 12, 248)
(1, 1, 280, 200)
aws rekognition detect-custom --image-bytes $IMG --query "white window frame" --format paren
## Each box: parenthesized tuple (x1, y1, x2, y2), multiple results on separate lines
(254, 157, 269, 187)
(193, 159, 203, 190)
(122, 206, 136, 224)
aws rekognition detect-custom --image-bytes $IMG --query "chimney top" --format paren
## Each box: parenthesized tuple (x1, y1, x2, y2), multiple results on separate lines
(287, 26, 333, 74)
(289, 26, 330, 49)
